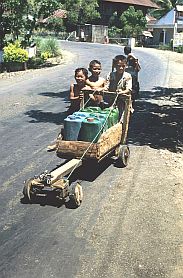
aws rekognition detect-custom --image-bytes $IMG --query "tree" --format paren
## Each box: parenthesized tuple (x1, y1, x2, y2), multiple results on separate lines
(0, 0, 28, 49)
(151, 0, 177, 19)
(24, 0, 62, 42)
(120, 6, 147, 37)
(61, 0, 100, 31)
(0, 0, 63, 49)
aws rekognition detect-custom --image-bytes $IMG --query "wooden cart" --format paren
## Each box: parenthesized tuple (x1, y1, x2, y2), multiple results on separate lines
(23, 92, 131, 208)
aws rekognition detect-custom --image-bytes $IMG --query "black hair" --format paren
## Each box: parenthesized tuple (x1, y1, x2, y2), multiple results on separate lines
(75, 67, 88, 79)
(88, 60, 101, 72)
(113, 55, 127, 67)
(124, 46, 131, 55)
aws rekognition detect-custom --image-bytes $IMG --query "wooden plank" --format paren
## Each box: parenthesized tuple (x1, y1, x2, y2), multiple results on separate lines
(98, 123, 122, 157)
(51, 159, 82, 183)
(57, 140, 99, 159)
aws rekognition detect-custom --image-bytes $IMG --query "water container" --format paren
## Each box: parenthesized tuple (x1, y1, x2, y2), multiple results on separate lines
(73, 111, 91, 118)
(100, 110, 113, 128)
(89, 107, 101, 113)
(64, 115, 83, 141)
(81, 106, 101, 113)
(104, 107, 119, 125)
(89, 113, 108, 131)
(79, 117, 102, 143)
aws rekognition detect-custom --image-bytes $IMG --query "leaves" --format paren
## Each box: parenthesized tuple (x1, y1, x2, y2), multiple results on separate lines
(120, 6, 147, 37)
(151, 0, 176, 19)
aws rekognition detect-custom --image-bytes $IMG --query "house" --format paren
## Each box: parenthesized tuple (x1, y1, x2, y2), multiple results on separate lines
(147, 4, 183, 45)
(99, 0, 159, 25)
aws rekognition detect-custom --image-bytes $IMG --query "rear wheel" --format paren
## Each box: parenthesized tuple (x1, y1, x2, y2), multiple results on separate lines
(69, 182, 83, 208)
(117, 145, 130, 167)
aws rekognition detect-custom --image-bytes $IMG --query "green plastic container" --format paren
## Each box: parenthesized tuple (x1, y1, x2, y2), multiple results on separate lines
(78, 117, 102, 143)
(89, 113, 108, 131)
(104, 107, 119, 125)
(100, 110, 113, 128)
(81, 106, 101, 113)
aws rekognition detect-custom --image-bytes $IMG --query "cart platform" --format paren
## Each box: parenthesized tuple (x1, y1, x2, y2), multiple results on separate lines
(56, 122, 122, 160)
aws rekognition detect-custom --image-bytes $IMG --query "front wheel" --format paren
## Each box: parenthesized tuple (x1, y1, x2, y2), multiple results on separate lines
(23, 178, 36, 201)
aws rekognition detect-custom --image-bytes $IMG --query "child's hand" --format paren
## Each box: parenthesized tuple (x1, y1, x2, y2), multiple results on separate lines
(79, 92, 84, 99)
(89, 94, 95, 101)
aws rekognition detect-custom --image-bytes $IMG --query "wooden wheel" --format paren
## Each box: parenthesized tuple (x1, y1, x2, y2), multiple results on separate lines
(69, 182, 83, 208)
(23, 179, 36, 201)
(117, 145, 130, 167)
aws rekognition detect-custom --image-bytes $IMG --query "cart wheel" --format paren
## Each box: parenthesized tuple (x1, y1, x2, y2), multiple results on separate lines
(69, 182, 83, 208)
(117, 145, 130, 167)
(23, 179, 36, 201)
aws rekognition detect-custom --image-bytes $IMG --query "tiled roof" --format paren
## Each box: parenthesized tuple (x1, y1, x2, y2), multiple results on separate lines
(41, 9, 67, 23)
(103, 0, 158, 8)
(52, 9, 67, 18)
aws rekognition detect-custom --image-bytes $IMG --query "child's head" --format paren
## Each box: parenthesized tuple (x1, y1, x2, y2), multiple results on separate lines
(88, 60, 102, 76)
(75, 68, 88, 85)
(113, 55, 127, 74)
(124, 46, 131, 55)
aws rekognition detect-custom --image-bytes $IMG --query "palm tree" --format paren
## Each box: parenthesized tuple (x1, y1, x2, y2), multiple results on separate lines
(151, 0, 177, 19)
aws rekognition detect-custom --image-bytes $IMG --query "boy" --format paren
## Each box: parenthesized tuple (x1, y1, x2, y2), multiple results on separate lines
(69, 67, 89, 114)
(124, 46, 141, 101)
(105, 55, 132, 121)
(85, 60, 108, 109)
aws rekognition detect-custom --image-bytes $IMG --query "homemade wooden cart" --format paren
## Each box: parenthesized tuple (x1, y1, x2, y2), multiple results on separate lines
(23, 92, 131, 208)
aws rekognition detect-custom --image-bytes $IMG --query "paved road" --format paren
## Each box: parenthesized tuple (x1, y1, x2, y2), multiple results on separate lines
(0, 42, 181, 278)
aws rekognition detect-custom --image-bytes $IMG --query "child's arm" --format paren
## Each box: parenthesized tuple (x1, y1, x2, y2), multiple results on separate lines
(118, 75, 132, 95)
(70, 83, 81, 100)
(128, 54, 141, 72)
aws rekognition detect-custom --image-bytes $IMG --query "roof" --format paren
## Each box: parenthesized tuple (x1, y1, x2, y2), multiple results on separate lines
(52, 9, 67, 18)
(146, 14, 157, 23)
(142, 31, 153, 37)
(148, 8, 183, 28)
(102, 0, 159, 8)
(41, 9, 67, 23)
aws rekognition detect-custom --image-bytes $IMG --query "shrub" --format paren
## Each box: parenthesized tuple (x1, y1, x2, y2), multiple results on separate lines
(39, 37, 61, 57)
(27, 57, 44, 69)
(176, 45, 183, 53)
(41, 51, 52, 60)
(3, 41, 28, 63)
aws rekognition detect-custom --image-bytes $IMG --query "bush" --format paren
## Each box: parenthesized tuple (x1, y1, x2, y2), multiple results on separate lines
(41, 51, 52, 60)
(176, 45, 183, 53)
(39, 37, 61, 57)
(27, 57, 44, 69)
(3, 41, 28, 63)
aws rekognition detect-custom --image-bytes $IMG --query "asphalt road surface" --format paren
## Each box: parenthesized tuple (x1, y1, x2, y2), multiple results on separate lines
(0, 42, 182, 278)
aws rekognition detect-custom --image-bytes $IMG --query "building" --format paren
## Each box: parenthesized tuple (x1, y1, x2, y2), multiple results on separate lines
(99, 0, 158, 25)
(147, 3, 183, 45)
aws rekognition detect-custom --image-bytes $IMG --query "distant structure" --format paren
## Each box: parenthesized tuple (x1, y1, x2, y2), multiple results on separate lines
(99, 0, 159, 25)
(147, 1, 183, 45)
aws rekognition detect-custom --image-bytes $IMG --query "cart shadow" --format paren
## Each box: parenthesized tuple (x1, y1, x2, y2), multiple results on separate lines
(68, 157, 115, 183)
(39, 90, 69, 101)
(128, 87, 183, 153)
(20, 194, 66, 208)
(25, 109, 67, 125)
(25, 90, 73, 124)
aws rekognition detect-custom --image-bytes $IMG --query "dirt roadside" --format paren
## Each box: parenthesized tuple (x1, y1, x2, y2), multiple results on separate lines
(0, 49, 75, 85)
